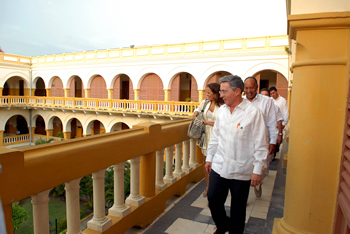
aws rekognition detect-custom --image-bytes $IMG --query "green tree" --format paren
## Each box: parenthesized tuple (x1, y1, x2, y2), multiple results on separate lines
(12, 202, 29, 230)
(35, 138, 55, 145)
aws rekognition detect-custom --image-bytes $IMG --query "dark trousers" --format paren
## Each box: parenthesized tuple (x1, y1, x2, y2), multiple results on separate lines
(207, 170, 251, 234)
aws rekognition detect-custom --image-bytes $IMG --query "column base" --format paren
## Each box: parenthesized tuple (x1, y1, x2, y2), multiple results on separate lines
(156, 182, 167, 191)
(163, 176, 177, 184)
(86, 217, 112, 232)
(173, 171, 185, 178)
(125, 195, 145, 207)
(189, 162, 199, 169)
(182, 166, 193, 173)
(108, 204, 131, 217)
(272, 217, 306, 234)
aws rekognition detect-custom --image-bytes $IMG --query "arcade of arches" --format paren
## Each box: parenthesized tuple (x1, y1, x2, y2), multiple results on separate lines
(1, 71, 288, 100)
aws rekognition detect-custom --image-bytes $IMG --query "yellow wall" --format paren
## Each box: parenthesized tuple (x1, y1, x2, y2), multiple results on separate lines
(274, 12, 350, 234)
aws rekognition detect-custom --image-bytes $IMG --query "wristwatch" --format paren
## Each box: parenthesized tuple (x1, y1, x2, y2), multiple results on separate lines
(279, 133, 283, 136)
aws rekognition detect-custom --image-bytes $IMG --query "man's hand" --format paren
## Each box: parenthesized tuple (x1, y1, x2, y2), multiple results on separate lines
(277, 135, 283, 145)
(268, 144, 276, 155)
(251, 173, 262, 187)
(205, 162, 212, 175)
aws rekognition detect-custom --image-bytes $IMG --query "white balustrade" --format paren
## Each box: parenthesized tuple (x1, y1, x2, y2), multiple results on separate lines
(156, 149, 167, 190)
(189, 138, 199, 168)
(31, 190, 51, 234)
(182, 140, 192, 173)
(163, 146, 177, 184)
(173, 143, 185, 178)
(125, 156, 145, 206)
(87, 169, 112, 232)
(108, 162, 131, 217)
(65, 178, 82, 234)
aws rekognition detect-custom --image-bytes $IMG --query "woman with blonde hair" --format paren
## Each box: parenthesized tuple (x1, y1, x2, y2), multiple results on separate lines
(192, 83, 224, 197)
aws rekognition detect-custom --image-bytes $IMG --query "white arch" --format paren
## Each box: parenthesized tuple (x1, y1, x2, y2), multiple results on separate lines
(84, 119, 105, 136)
(107, 68, 133, 89)
(106, 121, 131, 133)
(135, 67, 164, 89)
(1, 114, 30, 131)
(63, 116, 83, 132)
(31, 114, 45, 128)
(243, 62, 289, 80)
(65, 70, 84, 89)
(165, 66, 199, 89)
(1, 71, 30, 87)
(48, 75, 64, 89)
(85, 69, 109, 88)
(46, 114, 63, 130)
(199, 64, 242, 89)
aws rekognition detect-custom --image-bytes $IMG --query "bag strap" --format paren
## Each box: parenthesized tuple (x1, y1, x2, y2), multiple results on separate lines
(201, 99, 210, 113)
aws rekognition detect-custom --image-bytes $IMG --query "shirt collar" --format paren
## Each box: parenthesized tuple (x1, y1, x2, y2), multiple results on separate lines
(224, 99, 248, 111)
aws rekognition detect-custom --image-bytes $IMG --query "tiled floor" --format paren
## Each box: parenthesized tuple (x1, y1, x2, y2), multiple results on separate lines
(127, 141, 288, 234)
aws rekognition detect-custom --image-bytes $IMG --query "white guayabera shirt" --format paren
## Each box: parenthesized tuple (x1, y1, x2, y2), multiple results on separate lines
(273, 95, 289, 126)
(206, 99, 268, 181)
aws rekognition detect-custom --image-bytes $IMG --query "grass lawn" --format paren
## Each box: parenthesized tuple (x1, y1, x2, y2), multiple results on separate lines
(15, 195, 67, 234)
(15, 195, 93, 233)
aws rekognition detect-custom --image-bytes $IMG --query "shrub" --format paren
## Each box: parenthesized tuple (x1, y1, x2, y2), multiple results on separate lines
(12, 202, 29, 230)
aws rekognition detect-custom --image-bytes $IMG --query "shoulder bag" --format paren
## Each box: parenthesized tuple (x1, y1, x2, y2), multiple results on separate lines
(187, 100, 210, 140)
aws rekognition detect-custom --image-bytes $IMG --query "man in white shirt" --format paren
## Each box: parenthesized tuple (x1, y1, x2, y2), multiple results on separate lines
(243, 77, 278, 155)
(206, 75, 268, 234)
(269, 86, 289, 128)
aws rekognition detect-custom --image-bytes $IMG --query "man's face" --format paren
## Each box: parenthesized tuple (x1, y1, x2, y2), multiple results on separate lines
(220, 82, 236, 106)
(260, 90, 270, 97)
(244, 78, 258, 101)
(270, 90, 278, 99)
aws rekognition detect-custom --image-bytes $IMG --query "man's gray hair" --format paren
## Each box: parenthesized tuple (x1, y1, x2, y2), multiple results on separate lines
(219, 75, 244, 93)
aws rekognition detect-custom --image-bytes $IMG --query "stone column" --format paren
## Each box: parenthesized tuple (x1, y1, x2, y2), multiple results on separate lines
(140, 152, 156, 197)
(84, 89, 90, 98)
(107, 89, 113, 99)
(0, 87, 3, 96)
(182, 140, 192, 173)
(156, 149, 167, 190)
(31, 189, 50, 234)
(273, 13, 350, 234)
(173, 143, 185, 178)
(31, 89, 36, 96)
(87, 169, 112, 232)
(108, 162, 131, 217)
(64, 88, 70, 98)
(198, 90, 205, 102)
(125, 156, 145, 206)
(63, 131, 71, 140)
(45, 88, 51, 97)
(163, 146, 177, 184)
(189, 139, 199, 168)
(29, 127, 35, 143)
(65, 178, 82, 234)
(46, 129, 53, 140)
(0, 130, 4, 146)
(133, 89, 140, 100)
(164, 89, 170, 101)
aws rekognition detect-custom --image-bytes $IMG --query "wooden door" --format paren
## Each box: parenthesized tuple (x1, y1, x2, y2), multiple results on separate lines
(90, 76, 107, 99)
(140, 74, 164, 100)
(276, 73, 288, 99)
(191, 76, 199, 101)
(113, 76, 120, 99)
(129, 79, 134, 100)
(51, 77, 64, 97)
(170, 75, 180, 101)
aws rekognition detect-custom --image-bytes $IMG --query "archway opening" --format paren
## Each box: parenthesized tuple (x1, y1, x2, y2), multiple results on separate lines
(2, 76, 26, 96)
(140, 73, 164, 101)
(70, 118, 83, 138)
(113, 74, 134, 100)
(35, 78, 46, 96)
(90, 75, 107, 99)
(52, 117, 63, 137)
(4, 115, 28, 137)
(205, 71, 232, 87)
(51, 77, 64, 97)
(253, 70, 288, 99)
(111, 122, 130, 131)
(170, 73, 198, 102)
(69, 76, 84, 98)
(91, 120, 105, 135)
(35, 116, 46, 136)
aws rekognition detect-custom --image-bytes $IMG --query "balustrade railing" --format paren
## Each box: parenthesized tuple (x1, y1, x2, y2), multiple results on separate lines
(0, 121, 203, 234)
(0, 96, 199, 117)
(3, 134, 30, 145)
